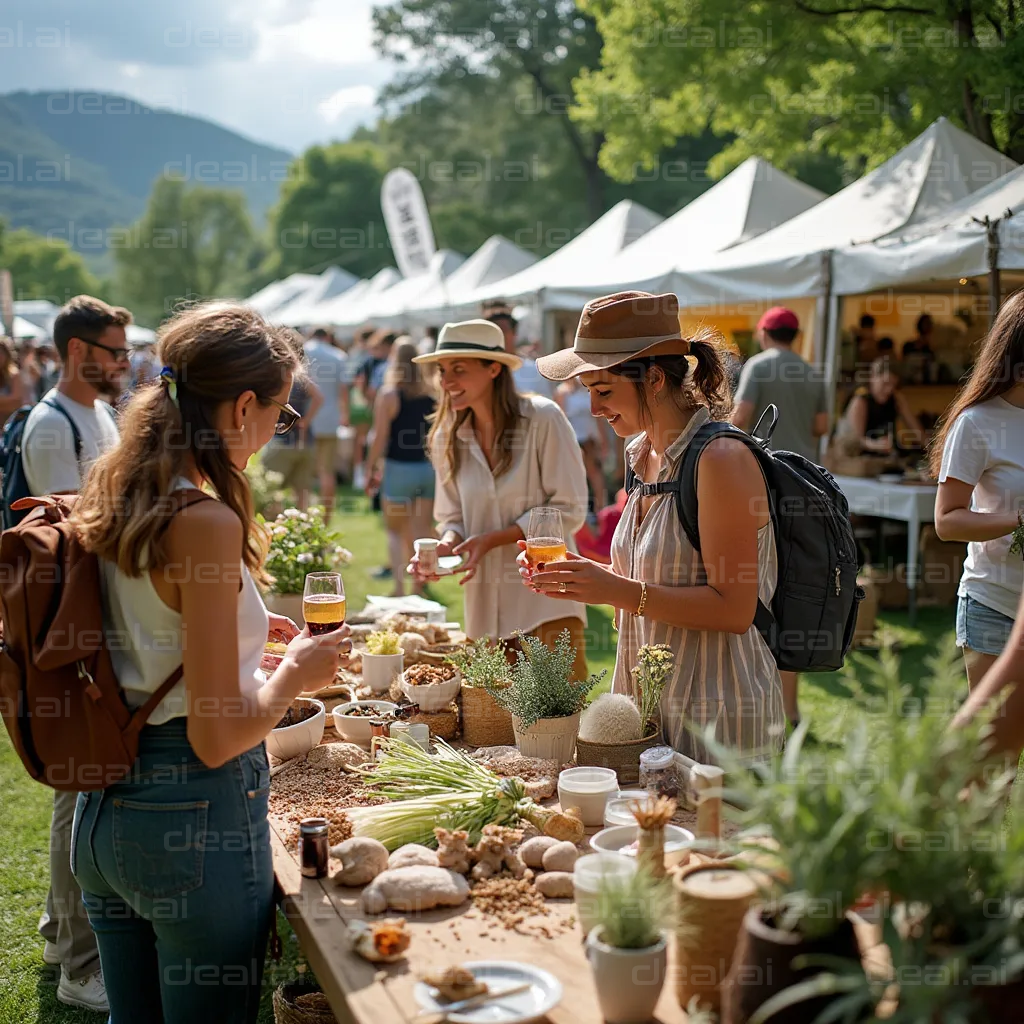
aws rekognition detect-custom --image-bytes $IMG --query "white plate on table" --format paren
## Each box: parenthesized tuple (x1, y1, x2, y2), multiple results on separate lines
(413, 961, 562, 1023)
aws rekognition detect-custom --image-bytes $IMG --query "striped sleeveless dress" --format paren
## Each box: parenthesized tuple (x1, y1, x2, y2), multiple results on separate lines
(610, 407, 785, 765)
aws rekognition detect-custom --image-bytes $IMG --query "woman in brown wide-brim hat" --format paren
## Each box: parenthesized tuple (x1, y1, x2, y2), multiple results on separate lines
(521, 291, 785, 763)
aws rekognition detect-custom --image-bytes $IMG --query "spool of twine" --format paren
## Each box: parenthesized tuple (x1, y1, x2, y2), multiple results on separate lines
(673, 863, 758, 1012)
(692, 764, 725, 841)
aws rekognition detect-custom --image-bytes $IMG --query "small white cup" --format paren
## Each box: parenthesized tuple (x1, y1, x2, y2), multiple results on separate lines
(414, 538, 439, 575)
(573, 853, 638, 937)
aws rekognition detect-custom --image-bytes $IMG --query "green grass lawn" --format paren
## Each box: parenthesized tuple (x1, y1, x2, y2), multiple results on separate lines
(0, 486, 962, 1022)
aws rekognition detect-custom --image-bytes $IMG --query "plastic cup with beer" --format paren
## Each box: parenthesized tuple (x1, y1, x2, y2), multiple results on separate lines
(526, 506, 567, 566)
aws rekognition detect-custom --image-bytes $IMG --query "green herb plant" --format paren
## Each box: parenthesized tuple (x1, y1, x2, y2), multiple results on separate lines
(260, 507, 352, 595)
(445, 637, 511, 689)
(594, 868, 674, 950)
(365, 630, 401, 656)
(632, 643, 673, 737)
(1010, 517, 1024, 558)
(487, 629, 605, 729)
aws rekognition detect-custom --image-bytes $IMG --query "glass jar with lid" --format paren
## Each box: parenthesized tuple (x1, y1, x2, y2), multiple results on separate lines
(638, 745, 678, 799)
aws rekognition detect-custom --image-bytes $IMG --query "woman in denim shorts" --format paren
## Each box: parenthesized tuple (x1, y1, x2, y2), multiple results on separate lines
(70, 304, 351, 1022)
(934, 292, 1024, 688)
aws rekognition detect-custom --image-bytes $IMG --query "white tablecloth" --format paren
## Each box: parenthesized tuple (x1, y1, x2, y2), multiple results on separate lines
(834, 476, 938, 598)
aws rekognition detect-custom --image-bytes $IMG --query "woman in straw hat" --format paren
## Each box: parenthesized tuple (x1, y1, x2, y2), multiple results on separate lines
(523, 292, 784, 761)
(410, 319, 591, 677)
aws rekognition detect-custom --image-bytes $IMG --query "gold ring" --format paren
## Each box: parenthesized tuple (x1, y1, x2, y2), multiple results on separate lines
(559, 582, 567, 594)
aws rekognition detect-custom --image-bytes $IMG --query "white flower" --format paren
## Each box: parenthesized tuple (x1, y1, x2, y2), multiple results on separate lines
(334, 546, 353, 565)
(273, 527, 287, 538)
(296, 552, 314, 564)
(283, 508, 301, 518)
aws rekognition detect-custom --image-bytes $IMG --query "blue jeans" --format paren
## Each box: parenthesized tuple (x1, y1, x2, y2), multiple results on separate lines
(381, 458, 435, 504)
(71, 719, 274, 1024)
(956, 593, 1015, 656)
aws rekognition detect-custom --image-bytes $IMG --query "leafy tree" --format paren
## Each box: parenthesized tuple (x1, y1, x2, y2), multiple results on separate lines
(0, 220, 100, 303)
(573, 0, 1024, 182)
(114, 177, 254, 324)
(264, 142, 390, 280)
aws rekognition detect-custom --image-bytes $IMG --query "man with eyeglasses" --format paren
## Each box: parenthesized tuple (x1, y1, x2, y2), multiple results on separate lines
(21, 293, 132, 1015)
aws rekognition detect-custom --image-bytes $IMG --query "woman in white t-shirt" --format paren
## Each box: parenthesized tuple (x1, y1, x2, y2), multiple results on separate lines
(69, 303, 351, 1022)
(934, 291, 1024, 688)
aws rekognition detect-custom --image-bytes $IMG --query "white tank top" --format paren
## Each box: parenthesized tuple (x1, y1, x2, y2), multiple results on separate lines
(102, 483, 270, 726)
(563, 387, 597, 442)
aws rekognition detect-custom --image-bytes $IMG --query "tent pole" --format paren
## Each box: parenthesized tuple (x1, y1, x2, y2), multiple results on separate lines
(985, 216, 1001, 325)
(819, 252, 840, 464)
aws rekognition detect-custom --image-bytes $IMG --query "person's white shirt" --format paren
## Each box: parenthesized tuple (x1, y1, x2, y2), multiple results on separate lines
(22, 388, 120, 495)
(513, 358, 554, 400)
(304, 338, 348, 438)
(939, 396, 1024, 619)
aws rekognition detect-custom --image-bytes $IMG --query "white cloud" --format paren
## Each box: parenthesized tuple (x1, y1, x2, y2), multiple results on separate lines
(318, 85, 376, 124)
(120, 63, 141, 78)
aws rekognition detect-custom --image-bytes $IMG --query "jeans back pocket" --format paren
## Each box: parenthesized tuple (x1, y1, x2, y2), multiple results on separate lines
(112, 798, 209, 899)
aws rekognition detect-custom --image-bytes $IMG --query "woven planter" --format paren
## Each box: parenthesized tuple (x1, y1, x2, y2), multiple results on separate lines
(575, 725, 663, 786)
(513, 712, 581, 764)
(406, 705, 460, 741)
(460, 684, 514, 748)
(273, 981, 337, 1024)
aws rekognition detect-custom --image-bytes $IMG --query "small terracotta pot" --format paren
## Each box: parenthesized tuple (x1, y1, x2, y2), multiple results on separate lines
(721, 904, 864, 1024)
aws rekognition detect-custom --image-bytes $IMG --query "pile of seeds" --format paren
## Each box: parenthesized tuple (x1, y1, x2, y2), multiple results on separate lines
(404, 663, 457, 686)
(469, 876, 548, 929)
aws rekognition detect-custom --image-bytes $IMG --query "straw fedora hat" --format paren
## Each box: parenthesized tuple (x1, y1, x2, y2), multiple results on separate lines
(412, 319, 523, 370)
(536, 291, 695, 381)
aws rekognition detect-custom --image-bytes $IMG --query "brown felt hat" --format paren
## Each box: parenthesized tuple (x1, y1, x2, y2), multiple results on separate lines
(536, 291, 695, 381)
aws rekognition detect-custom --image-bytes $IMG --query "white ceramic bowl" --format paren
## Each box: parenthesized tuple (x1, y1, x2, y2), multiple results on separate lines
(266, 697, 325, 761)
(331, 700, 398, 747)
(589, 823, 695, 869)
(400, 668, 461, 712)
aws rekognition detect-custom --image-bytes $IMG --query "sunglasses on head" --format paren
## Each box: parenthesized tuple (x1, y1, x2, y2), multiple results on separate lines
(264, 396, 301, 435)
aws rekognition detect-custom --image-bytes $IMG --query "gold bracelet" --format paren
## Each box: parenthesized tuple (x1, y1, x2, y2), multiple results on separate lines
(635, 581, 648, 617)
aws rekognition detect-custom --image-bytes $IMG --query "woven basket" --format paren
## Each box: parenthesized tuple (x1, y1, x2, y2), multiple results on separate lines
(406, 704, 460, 741)
(273, 981, 337, 1024)
(460, 683, 514, 748)
(575, 725, 663, 785)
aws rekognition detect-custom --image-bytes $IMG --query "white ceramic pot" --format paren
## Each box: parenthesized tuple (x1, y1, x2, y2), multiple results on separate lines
(265, 697, 325, 761)
(513, 712, 580, 765)
(401, 670, 461, 712)
(362, 652, 404, 694)
(557, 766, 619, 827)
(264, 591, 305, 626)
(331, 700, 399, 747)
(585, 927, 668, 1024)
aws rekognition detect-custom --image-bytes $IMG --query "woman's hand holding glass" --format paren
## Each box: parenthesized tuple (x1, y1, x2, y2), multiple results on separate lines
(517, 540, 628, 607)
(275, 624, 352, 696)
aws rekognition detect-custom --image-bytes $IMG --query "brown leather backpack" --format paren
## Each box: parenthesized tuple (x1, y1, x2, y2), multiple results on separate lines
(0, 490, 211, 790)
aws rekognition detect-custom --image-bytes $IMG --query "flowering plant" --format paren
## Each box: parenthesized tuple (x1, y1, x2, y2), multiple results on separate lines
(245, 458, 291, 516)
(631, 643, 673, 735)
(261, 507, 353, 595)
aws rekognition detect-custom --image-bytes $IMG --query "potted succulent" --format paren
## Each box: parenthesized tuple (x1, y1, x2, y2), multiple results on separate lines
(487, 630, 604, 764)
(261, 507, 352, 623)
(576, 643, 671, 783)
(585, 867, 674, 1024)
(446, 638, 515, 747)
(362, 629, 404, 694)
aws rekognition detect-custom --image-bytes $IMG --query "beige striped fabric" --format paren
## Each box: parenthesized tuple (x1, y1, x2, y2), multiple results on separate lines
(610, 407, 785, 765)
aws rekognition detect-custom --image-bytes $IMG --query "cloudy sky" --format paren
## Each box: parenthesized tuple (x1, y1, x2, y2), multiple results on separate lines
(0, 0, 393, 153)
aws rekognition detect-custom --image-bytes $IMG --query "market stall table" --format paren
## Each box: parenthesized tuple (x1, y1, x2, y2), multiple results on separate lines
(834, 475, 938, 624)
(270, 819, 692, 1024)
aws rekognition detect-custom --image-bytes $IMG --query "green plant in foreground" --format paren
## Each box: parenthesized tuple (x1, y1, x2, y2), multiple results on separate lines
(365, 629, 401, 656)
(487, 629, 605, 729)
(594, 868, 673, 949)
(260, 507, 352, 595)
(445, 637, 511, 688)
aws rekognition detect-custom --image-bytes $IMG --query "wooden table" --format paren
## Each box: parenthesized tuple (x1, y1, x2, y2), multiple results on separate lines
(271, 821, 692, 1024)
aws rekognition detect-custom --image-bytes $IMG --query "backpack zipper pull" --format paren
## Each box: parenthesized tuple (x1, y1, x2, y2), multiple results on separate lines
(834, 565, 841, 596)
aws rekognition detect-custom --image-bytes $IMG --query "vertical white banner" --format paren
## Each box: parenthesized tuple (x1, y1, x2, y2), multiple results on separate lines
(0, 270, 12, 337)
(380, 168, 436, 279)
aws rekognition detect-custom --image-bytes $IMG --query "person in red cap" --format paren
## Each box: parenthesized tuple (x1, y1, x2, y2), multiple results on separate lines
(731, 306, 829, 730)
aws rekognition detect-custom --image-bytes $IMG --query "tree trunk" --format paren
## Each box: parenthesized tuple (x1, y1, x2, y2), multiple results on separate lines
(953, 4, 998, 148)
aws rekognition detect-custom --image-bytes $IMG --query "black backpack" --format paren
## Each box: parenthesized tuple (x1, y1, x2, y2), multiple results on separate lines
(1, 396, 83, 531)
(625, 406, 863, 673)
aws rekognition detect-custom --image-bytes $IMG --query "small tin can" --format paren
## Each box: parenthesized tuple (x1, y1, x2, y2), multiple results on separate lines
(299, 817, 329, 879)
(369, 717, 390, 760)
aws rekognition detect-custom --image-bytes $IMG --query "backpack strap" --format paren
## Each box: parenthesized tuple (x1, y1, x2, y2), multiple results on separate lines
(40, 395, 83, 464)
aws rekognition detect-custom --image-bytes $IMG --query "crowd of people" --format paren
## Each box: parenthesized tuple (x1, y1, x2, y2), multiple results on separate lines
(1, 285, 1023, 1022)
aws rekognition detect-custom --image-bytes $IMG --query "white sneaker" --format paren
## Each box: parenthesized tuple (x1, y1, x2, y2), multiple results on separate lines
(353, 464, 366, 489)
(42, 941, 60, 965)
(57, 969, 109, 1013)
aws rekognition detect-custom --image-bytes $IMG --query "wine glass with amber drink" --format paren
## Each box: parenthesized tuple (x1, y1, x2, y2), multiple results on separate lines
(525, 507, 567, 566)
(302, 572, 346, 635)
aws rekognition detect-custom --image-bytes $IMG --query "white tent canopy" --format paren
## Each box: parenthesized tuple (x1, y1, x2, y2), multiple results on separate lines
(12, 315, 44, 340)
(671, 117, 1017, 305)
(268, 266, 360, 326)
(13, 299, 59, 335)
(244, 273, 320, 317)
(406, 235, 537, 323)
(470, 199, 663, 310)
(555, 157, 825, 294)
(357, 250, 466, 328)
(314, 266, 403, 330)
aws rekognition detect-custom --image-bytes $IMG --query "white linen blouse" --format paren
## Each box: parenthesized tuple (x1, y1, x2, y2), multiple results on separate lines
(433, 395, 589, 640)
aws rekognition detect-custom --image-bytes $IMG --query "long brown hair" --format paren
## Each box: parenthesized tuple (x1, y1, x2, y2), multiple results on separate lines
(929, 291, 1024, 476)
(427, 361, 523, 483)
(75, 303, 302, 583)
(608, 327, 732, 423)
(0, 338, 14, 389)
(385, 339, 431, 398)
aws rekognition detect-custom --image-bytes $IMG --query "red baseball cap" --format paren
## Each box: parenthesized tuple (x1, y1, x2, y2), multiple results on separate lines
(757, 306, 799, 332)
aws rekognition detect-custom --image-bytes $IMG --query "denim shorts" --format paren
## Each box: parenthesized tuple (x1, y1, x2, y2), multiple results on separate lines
(381, 459, 436, 504)
(956, 593, 1015, 655)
